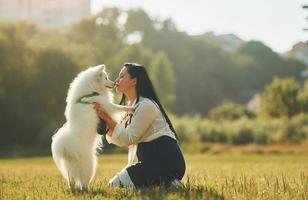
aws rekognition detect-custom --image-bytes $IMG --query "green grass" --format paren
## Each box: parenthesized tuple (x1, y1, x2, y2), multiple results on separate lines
(0, 154, 307, 200)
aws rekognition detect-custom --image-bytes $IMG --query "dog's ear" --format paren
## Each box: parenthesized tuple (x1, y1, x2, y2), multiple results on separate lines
(95, 64, 106, 81)
(99, 64, 105, 71)
(95, 64, 105, 73)
(96, 72, 102, 82)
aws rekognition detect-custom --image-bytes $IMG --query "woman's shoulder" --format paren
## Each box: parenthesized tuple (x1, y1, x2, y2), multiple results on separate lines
(136, 97, 159, 111)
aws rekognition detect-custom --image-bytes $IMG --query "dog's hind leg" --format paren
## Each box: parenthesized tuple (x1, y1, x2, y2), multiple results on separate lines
(67, 172, 76, 192)
(77, 157, 95, 191)
(81, 185, 88, 192)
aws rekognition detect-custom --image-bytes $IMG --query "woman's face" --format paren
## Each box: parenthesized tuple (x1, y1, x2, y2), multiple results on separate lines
(115, 67, 136, 93)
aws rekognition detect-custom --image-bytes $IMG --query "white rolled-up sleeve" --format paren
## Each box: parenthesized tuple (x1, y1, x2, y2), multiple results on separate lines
(106, 100, 158, 147)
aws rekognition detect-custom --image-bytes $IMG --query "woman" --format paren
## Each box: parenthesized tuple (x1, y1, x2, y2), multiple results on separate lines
(93, 63, 185, 189)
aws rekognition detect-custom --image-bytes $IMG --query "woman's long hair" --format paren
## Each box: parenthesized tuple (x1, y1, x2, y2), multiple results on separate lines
(119, 63, 178, 139)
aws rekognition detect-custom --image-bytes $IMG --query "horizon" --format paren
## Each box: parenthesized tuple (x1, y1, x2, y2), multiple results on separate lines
(91, 0, 308, 54)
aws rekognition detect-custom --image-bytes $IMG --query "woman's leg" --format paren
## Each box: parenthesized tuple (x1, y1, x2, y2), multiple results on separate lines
(126, 162, 165, 188)
(109, 136, 186, 189)
(126, 137, 186, 188)
(108, 168, 135, 189)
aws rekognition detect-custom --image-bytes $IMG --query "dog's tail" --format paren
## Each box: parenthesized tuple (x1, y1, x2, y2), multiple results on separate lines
(51, 125, 69, 180)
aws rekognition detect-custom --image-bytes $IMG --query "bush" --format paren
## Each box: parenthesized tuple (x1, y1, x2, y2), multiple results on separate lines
(200, 127, 228, 143)
(261, 77, 300, 118)
(209, 102, 255, 121)
(276, 123, 306, 144)
(171, 114, 202, 143)
(254, 132, 268, 144)
(171, 113, 308, 146)
(297, 87, 308, 113)
(231, 127, 255, 145)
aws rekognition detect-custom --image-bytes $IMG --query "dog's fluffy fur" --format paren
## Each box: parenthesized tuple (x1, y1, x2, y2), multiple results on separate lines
(51, 65, 131, 191)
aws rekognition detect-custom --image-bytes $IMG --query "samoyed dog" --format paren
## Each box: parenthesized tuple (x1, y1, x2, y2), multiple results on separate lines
(51, 64, 132, 191)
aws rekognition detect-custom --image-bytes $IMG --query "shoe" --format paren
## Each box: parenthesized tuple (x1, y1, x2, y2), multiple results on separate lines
(169, 179, 185, 190)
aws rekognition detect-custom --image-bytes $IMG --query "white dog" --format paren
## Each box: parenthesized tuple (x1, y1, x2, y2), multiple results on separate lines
(51, 64, 131, 191)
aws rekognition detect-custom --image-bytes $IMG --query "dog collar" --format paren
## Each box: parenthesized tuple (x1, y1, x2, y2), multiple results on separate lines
(76, 92, 99, 104)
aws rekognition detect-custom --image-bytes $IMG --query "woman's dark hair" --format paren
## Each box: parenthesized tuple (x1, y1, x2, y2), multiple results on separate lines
(119, 63, 178, 139)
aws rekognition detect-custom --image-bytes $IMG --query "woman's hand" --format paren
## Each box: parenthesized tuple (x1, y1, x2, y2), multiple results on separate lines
(92, 102, 117, 134)
(93, 102, 109, 121)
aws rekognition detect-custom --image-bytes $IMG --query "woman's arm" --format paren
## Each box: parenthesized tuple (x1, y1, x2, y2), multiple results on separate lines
(93, 102, 116, 136)
(93, 100, 158, 147)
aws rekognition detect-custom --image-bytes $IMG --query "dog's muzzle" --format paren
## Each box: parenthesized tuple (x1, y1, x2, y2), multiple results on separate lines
(105, 81, 115, 89)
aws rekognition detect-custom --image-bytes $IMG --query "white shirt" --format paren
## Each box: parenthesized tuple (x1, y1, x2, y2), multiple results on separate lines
(106, 96, 176, 147)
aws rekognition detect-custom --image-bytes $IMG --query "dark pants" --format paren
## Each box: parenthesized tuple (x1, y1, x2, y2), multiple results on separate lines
(126, 136, 186, 188)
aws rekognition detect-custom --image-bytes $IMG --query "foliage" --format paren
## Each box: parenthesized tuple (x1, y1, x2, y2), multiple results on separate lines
(0, 7, 308, 150)
(298, 86, 308, 113)
(124, 8, 154, 33)
(172, 114, 308, 145)
(108, 44, 153, 78)
(148, 51, 176, 110)
(208, 102, 255, 121)
(261, 77, 300, 118)
(0, 22, 36, 147)
(29, 49, 80, 146)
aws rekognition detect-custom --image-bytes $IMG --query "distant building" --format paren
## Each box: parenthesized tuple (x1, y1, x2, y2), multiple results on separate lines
(0, 0, 91, 28)
(247, 94, 261, 113)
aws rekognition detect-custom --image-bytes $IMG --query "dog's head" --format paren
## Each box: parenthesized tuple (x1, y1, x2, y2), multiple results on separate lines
(69, 64, 114, 95)
(67, 64, 115, 104)
(94, 64, 115, 90)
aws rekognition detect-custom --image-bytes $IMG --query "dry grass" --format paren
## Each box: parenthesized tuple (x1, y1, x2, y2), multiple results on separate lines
(0, 154, 307, 199)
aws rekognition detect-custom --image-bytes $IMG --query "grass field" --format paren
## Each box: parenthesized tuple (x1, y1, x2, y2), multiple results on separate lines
(0, 154, 307, 200)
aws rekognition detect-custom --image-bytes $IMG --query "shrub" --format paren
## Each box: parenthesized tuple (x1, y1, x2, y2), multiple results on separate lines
(200, 127, 228, 143)
(298, 87, 308, 113)
(276, 123, 306, 144)
(231, 127, 255, 145)
(209, 102, 255, 121)
(261, 77, 300, 118)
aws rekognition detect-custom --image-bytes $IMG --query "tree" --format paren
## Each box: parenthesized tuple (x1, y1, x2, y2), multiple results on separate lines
(148, 51, 176, 110)
(29, 48, 80, 146)
(124, 9, 154, 34)
(298, 81, 308, 113)
(0, 22, 36, 148)
(261, 77, 300, 118)
(109, 44, 153, 77)
(69, 8, 123, 66)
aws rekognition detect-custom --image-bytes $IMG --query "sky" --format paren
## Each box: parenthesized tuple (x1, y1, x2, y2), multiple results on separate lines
(91, 0, 308, 53)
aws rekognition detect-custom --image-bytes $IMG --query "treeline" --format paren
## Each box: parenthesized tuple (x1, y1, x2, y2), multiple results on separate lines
(0, 8, 307, 151)
(175, 78, 308, 151)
